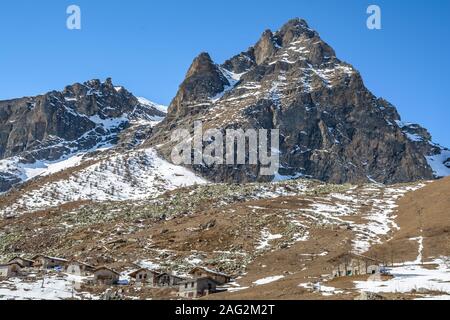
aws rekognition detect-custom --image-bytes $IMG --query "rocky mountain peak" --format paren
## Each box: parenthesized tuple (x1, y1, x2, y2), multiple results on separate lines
(0, 79, 166, 192)
(254, 29, 278, 65)
(186, 52, 216, 78)
(276, 18, 315, 44)
(151, 18, 449, 185)
(167, 52, 230, 118)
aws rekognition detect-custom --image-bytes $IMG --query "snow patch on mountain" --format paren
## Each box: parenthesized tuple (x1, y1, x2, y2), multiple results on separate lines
(355, 257, 450, 295)
(136, 97, 168, 114)
(0, 148, 207, 217)
(211, 67, 246, 102)
(426, 149, 450, 178)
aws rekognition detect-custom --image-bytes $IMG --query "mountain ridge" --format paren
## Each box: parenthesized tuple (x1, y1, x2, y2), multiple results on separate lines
(149, 18, 450, 184)
(0, 78, 166, 192)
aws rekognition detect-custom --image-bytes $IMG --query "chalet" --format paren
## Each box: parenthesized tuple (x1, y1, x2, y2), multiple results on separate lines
(0, 262, 22, 278)
(155, 272, 184, 287)
(66, 260, 96, 276)
(93, 267, 120, 285)
(328, 253, 383, 278)
(189, 267, 231, 284)
(128, 268, 160, 286)
(178, 277, 221, 299)
(8, 256, 34, 268)
(32, 255, 68, 269)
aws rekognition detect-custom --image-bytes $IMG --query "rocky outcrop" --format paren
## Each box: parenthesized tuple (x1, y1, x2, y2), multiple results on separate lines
(150, 18, 446, 184)
(0, 78, 165, 192)
(168, 53, 230, 119)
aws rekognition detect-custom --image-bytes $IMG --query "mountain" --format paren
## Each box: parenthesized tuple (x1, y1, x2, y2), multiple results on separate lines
(0, 18, 449, 301)
(0, 78, 166, 192)
(150, 18, 450, 184)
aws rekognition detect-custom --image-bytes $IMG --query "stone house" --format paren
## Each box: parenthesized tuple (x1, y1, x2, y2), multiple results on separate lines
(328, 253, 383, 278)
(93, 267, 120, 285)
(189, 267, 231, 284)
(0, 262, 23, 278)
(178, 277, 220, 299)
(32, 255, 68, 269)
(66, 260, 96, 276)
(128, 268, 160, 286)
(155, 272, 184, 287)
(8, 256, 34, 268)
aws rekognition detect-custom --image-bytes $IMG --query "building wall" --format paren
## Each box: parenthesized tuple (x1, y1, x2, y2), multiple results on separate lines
(332, 258, 381, 277)
(191, 270, 229, 284)
(0, 265, 20, 278)
(10, 258, 32, 267)
(94, 270, 119, 285)
(67, 264, 82, 275)
(134, 270, 155, 284)
(0, 266, 9, 278)
(197, 279, 216, 296)
(179, 280, 198, 298)
(34, 257, 66, 269)
(179, 279, 217, 298)
(157, 274, 183, 287)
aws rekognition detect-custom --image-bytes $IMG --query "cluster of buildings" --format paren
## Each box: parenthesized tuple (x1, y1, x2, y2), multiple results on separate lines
(0, 255, 232, 299)
(128, 266, 232, 298)
(327, 253, 387, 278)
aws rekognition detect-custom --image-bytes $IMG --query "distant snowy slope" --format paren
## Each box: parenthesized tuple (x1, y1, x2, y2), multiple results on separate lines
(137, 97, 168, 113)
(426, 149, 450, 178)
(0, 148, 207, 216)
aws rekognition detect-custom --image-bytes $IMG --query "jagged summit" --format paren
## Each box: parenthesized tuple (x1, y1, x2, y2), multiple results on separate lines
(0, 78, 166, 192)
(151, 18, 449, 184)
(168, 52, 231, 118)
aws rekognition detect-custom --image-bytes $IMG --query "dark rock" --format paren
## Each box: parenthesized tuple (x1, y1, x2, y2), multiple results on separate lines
(150, 18, 445, 185)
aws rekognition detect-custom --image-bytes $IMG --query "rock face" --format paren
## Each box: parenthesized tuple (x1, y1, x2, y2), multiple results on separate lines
(0, 78, 165, 192)
(151, 18, 448, 184)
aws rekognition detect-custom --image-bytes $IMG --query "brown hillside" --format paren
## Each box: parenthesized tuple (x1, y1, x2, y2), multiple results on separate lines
(367, 177, 450, 263)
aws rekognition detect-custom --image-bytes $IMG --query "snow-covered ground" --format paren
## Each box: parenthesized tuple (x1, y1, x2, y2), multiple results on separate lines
(136, 97, 168, 113)
(426, 149, 450, 178)
(253, 275, 285, 286)
(350, 184, 426, 253)
(291, 183, 427, 254)
(299, 282, 344, 296)
(256, 229, 283, 251)
(355, 258, 450, 296)
(355, 230, 450, 298)
(0, 273, 97, 300)
(0, 148, 207, 216)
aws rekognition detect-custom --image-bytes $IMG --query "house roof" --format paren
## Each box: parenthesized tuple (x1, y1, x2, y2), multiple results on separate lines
(156, 272, 184, 280)
(31, 255, 68, 262)
(189, 267, 230, 278)
(179, 277, 222, 285)
(67, 260, 95, 269)
(128, 268, 159, 278)
(93, 267, 120, 276)
(8, 256, 34, 264)
(0, 262, 24, 268)
(327, 253, 382, 264)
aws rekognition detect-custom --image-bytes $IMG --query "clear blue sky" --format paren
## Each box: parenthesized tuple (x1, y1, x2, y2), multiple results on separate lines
(0, 0, 449, 146)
